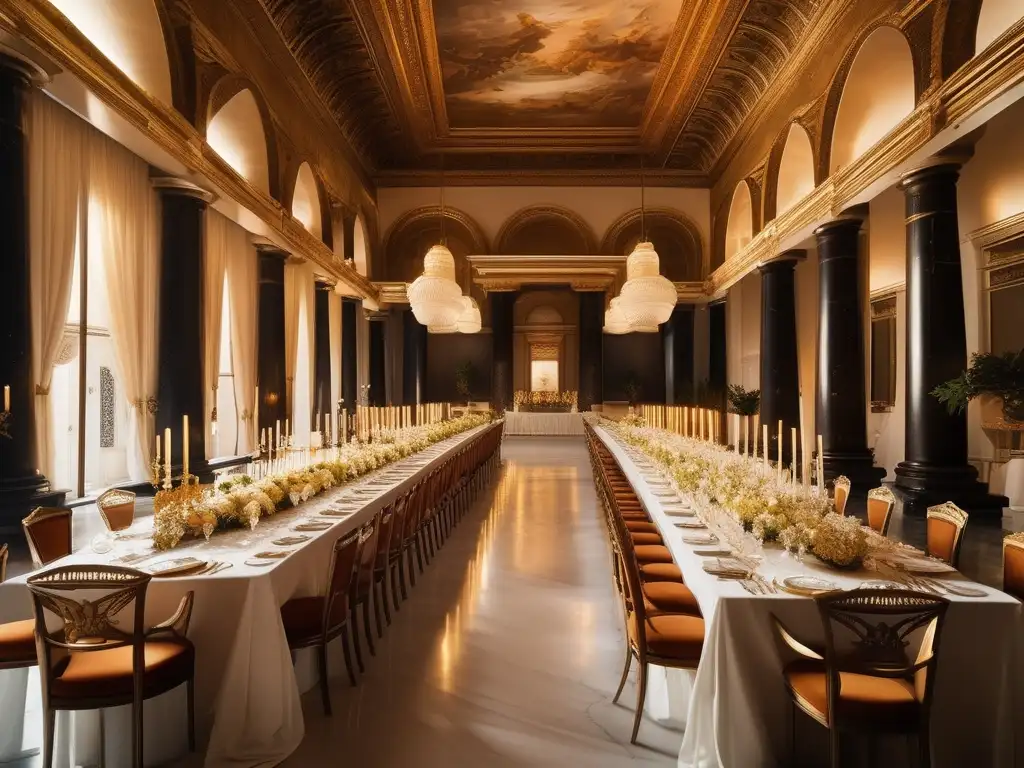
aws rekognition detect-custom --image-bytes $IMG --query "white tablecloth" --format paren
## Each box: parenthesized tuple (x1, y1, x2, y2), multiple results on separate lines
(594, 425, 1024, 768)
(0, 423, 498, 768)
(504, 411, 584, 436)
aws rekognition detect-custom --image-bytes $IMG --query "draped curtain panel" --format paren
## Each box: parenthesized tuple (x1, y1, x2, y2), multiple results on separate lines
(285, 263, 300, 422)
(203, 212, 228, 450)
(285, 261, 316, 443)
(227, 226, 258, 454)
(88, 125, 162, 482)
(27, 91, 87, 479)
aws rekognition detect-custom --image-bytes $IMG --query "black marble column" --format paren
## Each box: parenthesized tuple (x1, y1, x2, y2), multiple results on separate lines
(403, 309, 427, 405)
(578, 292, 604, 412)
(815, 217, 886, 492)
(491, 291, 517, 411)
(154, 179, 211, 481)
(709, 301, 727, 399)
(257, 249, 287, 437)
(368, 316, 387, 406)
(313, 282, 332, 425)
(0, 58, 66, 531)
(341, 298, 358, 411)
(759, 254, 802, 465)
(894, 164, 1005, 514)
(664, 306, 694, 405)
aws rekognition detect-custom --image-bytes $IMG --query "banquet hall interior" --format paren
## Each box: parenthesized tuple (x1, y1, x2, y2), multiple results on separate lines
(1, 0, 1024, 766)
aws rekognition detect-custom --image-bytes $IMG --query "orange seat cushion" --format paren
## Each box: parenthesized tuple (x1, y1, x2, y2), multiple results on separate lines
(635, 614, 704, 660)
(643, 581, 701, 616)
(784, 660, 919, 726)
(51, 641, 193, 699)
(631, 532, 664, 545)
(625, 521, 659, 533)
(633, 545, 674, 564)
(640, 562, 684, 581)
(0, 620, 36, 663)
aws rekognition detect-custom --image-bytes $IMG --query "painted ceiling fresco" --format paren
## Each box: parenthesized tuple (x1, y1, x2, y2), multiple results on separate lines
(433, 0, 684, 128)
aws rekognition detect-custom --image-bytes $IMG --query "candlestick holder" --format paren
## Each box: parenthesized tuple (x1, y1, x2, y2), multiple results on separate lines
(0, 409, 10, 439)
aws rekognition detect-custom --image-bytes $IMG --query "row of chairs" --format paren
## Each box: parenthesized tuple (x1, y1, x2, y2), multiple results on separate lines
(831, 477, 968, 568)
(584, 424, 705, 745)
(278, 421, 504, 715)
(586, 428, 954, 766)
(0, 422, 503, 768)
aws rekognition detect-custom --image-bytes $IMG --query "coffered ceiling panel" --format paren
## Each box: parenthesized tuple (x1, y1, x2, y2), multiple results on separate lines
(256, 0, 833, 179)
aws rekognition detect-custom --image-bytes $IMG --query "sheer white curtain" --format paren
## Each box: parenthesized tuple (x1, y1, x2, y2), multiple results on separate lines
(28, 92, 87, 479)
(226, 223, 258, 453)
(284, 261, 315, 444)
(203, 213, 229, 448)
(88, 129, 161, 482)
(329, 293, 341, 427)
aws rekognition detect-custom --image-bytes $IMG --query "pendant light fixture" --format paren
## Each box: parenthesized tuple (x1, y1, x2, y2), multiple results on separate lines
(616, 156, 676, 332)
(603, 296, 631, 334)
(407, 153, 463, 333)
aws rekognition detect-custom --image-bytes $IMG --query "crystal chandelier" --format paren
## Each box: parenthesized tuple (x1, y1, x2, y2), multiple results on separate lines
(407, 243, 463, 332)
(603, 296, 631, 334)
(614, 159, 676, 332)
(456, 294, 482, 334)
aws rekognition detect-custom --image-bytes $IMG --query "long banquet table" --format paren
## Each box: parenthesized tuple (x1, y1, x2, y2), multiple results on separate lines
(0, 422, 499, 768)
(504, 411, 584, 436)
(592, 424, 1024, 768)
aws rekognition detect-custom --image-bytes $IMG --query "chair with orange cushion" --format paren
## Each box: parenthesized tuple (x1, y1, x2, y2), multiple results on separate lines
(27, 565, 196, 768)
(607, 504, 704, 744)
(0, 543, 38, 675)
(1003, 533, 1024, 602)
(865, 486, 896, 537)
(23, 507, 72, 568)
(833, 476, 851, 516)
(773, 589, 948, 768)
(280, 528, 364, 714)
(926, 502, 968, 568)
(96, 489, 136, 532)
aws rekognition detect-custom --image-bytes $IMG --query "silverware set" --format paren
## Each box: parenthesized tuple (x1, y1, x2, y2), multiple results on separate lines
(194, 561, 233, 576)
(877, 563, 984, 597)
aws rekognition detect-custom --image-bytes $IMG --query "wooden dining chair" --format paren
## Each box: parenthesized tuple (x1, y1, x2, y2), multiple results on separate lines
(280, 528, 364, 714)
(23, 507, 73, 568)
(866, 486, 897, 537)
(1003, 533, 1024, 602)
(0, 542, 38, 674)
(926, 502, 968, 568)
(833, 476, 851, 516)
(97, 489, 136, 532)
(348, 518, 380, 673)
(27, 565, 196, 768)
(773, 589, 948, 768)
(372, 500, 400, 632)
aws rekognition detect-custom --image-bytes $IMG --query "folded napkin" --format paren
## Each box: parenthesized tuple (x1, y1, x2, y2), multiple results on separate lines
(702, 558, 751, 578)
(675, 519, 707, 529)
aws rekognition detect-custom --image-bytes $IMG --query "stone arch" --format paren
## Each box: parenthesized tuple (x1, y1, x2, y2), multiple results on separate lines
(724, 181, 754, 262)
(823, 25, 918, 176)
(382, 206, 487, 293)
(764, 122, 817, 222)
(205, 75, 280, 199)
(976, 0, 1023, 52)
(495, 205, 596, 255)
(288, 161, 331, 245)
(353, 214, 369, 277)
(601, 208, 705, 281)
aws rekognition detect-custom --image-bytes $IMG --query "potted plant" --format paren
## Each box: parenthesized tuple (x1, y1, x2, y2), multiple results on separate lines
(624, 376, 642, 411)
(455, 361, 475, 407)
(727, 384, 760, 453)
(931, 350, 1024, 422)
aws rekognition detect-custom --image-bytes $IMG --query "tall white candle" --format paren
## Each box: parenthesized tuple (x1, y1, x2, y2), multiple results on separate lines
(155, 435, 161, 462)
(791, 427, 798, 481)
(817, 434, 825, 492)
(763, 424, 769, 469)
(778, 419, 783, 482)
(3, 385, 9, 412)
(182, 415, 190, 478)
(164, 428, 171, 483)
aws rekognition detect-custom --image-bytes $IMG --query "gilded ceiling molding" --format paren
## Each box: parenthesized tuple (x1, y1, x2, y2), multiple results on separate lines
(937, 0, 985, 79)
(495, 206, 597, 256)
(374, 168, 709, 188)
(0, 0, 375, 299)
(382, 206, 490, 257)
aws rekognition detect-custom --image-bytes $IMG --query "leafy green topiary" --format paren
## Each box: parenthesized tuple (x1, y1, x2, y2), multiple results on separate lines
(931, 350, 1024, 420)
(727, 384, 761, 416)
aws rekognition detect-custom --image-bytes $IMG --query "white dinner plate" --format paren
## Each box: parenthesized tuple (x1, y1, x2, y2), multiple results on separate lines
(777, 575, 840, 596)
(895, 557, 957, 574)
(244, 558, 277, 567)
(149, 557, 207, 577)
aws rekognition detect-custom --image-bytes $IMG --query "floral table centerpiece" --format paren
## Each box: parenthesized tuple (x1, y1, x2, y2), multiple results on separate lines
(513, 390, 578, 413)
(152, 412, 494, 550)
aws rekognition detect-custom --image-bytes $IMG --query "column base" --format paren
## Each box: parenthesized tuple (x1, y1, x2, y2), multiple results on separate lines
(894, 461, 1008, 516)
(0, 473, 69, 535)
(823, 451, 887, 497)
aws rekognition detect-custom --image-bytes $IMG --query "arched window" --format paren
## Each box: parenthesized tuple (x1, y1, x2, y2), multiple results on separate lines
(776, 124, 815, 216)
(207, 89, 272, 194)
(724, 182, 754, 261)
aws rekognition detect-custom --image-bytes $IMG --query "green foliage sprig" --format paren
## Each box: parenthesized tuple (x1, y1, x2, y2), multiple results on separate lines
(931, 350, 1024, 417)
(727, 384, 761, 416)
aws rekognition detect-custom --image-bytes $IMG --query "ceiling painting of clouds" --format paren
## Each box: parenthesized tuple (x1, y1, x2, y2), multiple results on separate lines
(433, 0, 683, 129)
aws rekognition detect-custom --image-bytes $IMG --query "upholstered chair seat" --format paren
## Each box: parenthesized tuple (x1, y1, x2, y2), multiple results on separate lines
(624, 521, 659, 533)
(280, 596, 328, 645)
(783, 660, 920, 728)
(630, 613, 704, 660)
(633, 545, 675, 564)
(630, 532, 664, 546)
(50, 640, 194, 699)
(642, 581, 701, 616)
(0, 619, 36, 663)
(640, 562, 684, 582)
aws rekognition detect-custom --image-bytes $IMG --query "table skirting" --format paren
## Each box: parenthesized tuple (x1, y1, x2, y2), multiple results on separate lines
(593, 424, 1024, 768)
(504, 411, 584, 436)
(0, 422, 499, 768)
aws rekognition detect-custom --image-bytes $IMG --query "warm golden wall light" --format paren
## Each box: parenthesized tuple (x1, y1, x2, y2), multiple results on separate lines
(207, 90, 271, 195)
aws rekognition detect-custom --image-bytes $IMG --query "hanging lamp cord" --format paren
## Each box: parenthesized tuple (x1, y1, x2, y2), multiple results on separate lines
(439, 152, 446, 246)
(640, 154, 646, 242)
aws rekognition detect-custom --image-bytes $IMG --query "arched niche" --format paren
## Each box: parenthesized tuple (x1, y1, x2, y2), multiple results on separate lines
(496, 206, 595, 255)
(724, 181, 754, 261)
(602, 209, 704, 282)
(976, 0, 1023, 52)
(291, 162, 323, 240)
(775, 124, 816, 216)
(207, 87, 272, 195)
(830, 27, 916, 174)
(353, 215, 369, 276)
(50, 0, 173, 105)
